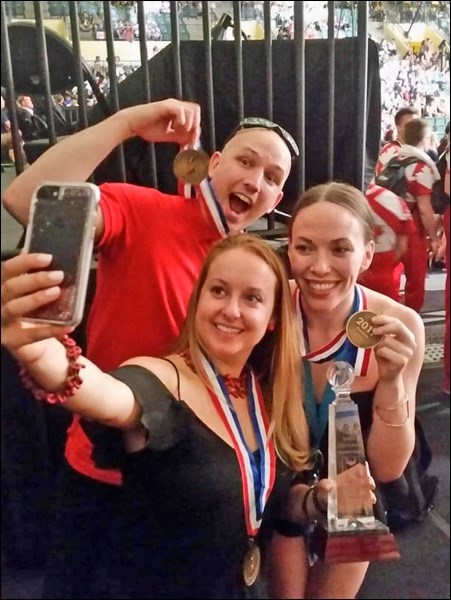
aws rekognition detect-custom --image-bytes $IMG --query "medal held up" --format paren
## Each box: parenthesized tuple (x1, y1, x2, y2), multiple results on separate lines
(173, 148, 210, 185)
(346, 310, 382, 348)
(311, 356, 400, 564)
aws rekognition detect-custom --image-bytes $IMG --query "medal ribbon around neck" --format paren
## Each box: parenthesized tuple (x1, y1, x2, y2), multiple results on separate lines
(200, 353, 276, 536)
(295, 285, 372, 447)
(295, 284, 371, 376)
(182, 141, 229, 237)
(197, 178, 229, 237)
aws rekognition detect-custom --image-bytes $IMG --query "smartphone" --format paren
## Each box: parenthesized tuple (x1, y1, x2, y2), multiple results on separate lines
(23, 181, 100, 327)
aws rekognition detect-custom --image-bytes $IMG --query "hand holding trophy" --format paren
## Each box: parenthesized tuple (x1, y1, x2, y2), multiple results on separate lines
(311, 360, 400, 563)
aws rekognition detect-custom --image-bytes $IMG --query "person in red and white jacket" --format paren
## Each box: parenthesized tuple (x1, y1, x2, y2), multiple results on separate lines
(396, 118, 441, 312)
(375, 106, 419, 177)
(359, 183, 415, 301)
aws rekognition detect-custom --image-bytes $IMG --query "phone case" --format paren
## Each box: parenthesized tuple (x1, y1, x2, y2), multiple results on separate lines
(23, 181, 100, 327)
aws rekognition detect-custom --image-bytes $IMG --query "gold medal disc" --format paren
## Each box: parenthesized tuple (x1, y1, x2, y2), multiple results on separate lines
(346, 310, 381, 348)
(172, 148, 210, 185)
(243, 540, 261, 587)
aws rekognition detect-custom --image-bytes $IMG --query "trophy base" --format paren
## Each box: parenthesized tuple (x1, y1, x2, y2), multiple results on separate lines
(311, 519, 400, 564)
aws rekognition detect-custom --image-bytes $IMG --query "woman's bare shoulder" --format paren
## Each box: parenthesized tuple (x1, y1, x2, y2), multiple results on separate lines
(361, 286, 424, 334)
(120, 355, 186, 399)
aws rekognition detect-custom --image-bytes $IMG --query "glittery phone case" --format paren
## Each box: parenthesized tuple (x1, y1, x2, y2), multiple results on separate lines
(23, 181, 100, 327)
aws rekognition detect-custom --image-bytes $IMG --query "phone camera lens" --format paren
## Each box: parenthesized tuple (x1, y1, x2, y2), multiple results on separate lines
(39, 186, 60, 200)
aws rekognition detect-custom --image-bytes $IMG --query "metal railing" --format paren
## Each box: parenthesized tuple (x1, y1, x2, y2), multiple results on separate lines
(1, 0, 376, 259)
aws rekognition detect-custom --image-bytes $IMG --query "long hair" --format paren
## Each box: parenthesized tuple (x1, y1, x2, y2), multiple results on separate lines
(174, 234, 310, 471)
(289, 182, 376, 244)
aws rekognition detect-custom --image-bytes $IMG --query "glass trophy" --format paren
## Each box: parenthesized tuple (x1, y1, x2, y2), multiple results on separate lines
(311, 361, 400, 563)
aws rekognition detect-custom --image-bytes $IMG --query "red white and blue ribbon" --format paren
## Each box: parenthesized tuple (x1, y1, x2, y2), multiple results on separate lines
(179, 140, 229, 237)
(200, 353, 276, 536)
(197, 178, 229, 237)
(294, 285, 372, 446)
(295, 284, 371, 377)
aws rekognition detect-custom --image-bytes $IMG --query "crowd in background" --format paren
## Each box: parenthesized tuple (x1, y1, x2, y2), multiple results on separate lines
(378, 36, 449, 142)
(1, 0, 449, 147)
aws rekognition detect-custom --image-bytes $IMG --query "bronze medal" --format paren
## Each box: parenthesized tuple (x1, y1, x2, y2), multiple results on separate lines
(243, 539, 261, 587)
(346, 310, 381, 348)
(172, 148, 210, 185)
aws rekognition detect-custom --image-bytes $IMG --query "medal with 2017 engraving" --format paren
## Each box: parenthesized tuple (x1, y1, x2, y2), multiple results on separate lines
(173, 148, 210, 184)
(346, 310, 382, 348)
(243, 539, 261, 586)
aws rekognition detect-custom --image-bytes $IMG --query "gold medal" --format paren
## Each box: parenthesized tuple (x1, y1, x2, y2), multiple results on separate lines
(346, 310, 381, 348)
(243, 539, 261, 587)
(172, 148, 210, 185)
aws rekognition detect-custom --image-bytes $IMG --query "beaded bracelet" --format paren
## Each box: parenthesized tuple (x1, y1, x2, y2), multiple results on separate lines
(18, 336, 85, 404)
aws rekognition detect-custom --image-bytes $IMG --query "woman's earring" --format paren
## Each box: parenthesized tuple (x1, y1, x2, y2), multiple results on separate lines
(267, 322, 275, 332)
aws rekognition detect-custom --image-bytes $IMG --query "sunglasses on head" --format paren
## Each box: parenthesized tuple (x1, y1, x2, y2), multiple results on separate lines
(232, 117, 300, 159)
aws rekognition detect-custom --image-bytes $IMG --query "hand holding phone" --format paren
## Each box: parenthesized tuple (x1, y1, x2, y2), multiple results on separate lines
(23, 182, 100, 327)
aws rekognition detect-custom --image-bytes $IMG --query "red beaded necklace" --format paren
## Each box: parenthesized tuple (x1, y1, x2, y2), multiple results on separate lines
(180, 350, 247, 399)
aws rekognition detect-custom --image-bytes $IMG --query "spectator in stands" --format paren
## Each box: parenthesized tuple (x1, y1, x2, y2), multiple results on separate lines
(15, 95, 43, 141)
(437, 121, 450, 157)
(437, 39, 449, 71)
(1, 94, 26, 166)
(93, 56, 107, 79)
(1, 94, 11, 134)
(418, 38, 431, 61)
(423, 95, 440, 118)
(387, 38, 397, 57)
(402, 45, 416, 62)
(2, 98, 300, 600)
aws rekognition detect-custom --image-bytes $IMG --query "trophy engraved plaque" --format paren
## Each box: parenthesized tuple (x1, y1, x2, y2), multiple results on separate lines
(311, 361, 400, 563)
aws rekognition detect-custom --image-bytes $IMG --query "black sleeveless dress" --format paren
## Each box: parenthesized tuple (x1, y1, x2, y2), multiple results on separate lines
(109, 365, 294, 599)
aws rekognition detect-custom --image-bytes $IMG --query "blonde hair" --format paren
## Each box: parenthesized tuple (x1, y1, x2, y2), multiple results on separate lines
(175, 234, 310, 471)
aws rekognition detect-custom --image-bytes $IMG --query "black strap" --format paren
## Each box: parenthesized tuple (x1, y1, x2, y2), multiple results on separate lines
(158, 357, 182, 402)
(386, 155, 421, 169)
